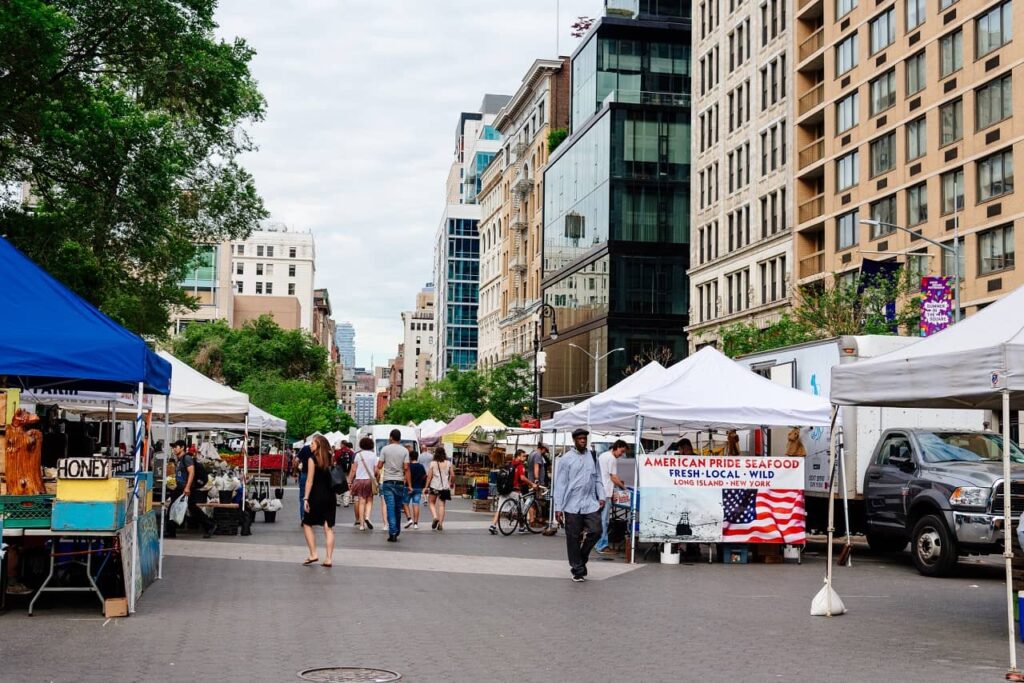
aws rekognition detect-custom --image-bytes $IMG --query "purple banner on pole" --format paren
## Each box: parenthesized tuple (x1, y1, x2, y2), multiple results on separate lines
(920, 276, 953, 336)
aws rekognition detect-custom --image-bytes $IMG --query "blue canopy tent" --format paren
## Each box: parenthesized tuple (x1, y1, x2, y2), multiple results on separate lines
(0, 236, 170, 394)
(0, 236, 171, 613)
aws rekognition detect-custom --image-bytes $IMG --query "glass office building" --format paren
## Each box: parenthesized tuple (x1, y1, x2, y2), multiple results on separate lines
(439, 215, 481, 371)
(540, 10, 691, 410)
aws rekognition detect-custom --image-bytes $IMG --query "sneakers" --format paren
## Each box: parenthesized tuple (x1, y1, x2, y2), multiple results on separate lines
(431, 519, 439, 530)
(404, 519, 414, 529)
(571, 575, 586, 583)
(488, 525, 497, 535)
(387, 534, 398, 543)
(365, 520, 374, 530)
(413, 523, 419, 530)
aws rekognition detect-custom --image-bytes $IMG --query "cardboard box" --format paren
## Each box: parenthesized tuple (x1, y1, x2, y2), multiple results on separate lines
(56, 477, 128, 503)
(104, 597, 128, 618)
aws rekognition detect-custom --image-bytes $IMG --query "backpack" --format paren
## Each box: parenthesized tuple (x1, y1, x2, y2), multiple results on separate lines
(495, 464, 515, 496)
(193, 460, 209, 487)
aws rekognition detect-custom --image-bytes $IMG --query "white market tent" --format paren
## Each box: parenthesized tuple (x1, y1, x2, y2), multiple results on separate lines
(544, 361, 666, 430)
(831, 284, 1024, 674)
(174, 403, 287, 433)
(580, 346, 832, 433)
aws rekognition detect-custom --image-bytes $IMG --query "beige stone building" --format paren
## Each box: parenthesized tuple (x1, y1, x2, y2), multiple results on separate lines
(688, 0, 796, 349)
(793, 0, 1020, 311)
(475, 58, 571, 367)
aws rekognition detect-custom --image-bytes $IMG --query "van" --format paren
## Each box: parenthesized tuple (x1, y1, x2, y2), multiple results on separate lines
(357, 424, 420, 454)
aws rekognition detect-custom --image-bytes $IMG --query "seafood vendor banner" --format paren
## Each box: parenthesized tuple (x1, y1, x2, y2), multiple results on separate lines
(637, 455, 806, 544)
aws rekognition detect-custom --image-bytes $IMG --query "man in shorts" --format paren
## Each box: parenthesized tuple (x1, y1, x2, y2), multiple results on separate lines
(404, 449, 427, 529)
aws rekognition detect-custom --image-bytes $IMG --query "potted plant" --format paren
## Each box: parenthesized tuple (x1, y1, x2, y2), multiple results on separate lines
(261, 498, 282, 522)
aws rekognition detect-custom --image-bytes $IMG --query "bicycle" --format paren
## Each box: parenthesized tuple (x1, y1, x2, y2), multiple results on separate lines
(496, 485, 548, 536)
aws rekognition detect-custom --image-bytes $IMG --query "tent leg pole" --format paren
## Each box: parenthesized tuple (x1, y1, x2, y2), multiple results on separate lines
(129, 382, 144, 614)
(1003, 390, 1019, 675)
(548, 429, 557, 531)
(825, 406, 839, 616)
(838, 427, 852, 566)
(159, 397, 169, 581)
(631, 415, 644, 565)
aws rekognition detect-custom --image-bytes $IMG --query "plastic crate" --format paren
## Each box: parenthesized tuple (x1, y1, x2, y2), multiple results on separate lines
(0, 494, 55, 529)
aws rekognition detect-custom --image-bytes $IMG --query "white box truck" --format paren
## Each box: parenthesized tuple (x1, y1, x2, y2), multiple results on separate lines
(736, 335, 989, 532)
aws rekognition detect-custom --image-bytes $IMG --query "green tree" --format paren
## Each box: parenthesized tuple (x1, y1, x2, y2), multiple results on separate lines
(171, 315, 329, 386)
(441, 368, 488, 417)
(240, 372, 346, 440)
(547, 127, 568, 153)
(383, 386, 448, 425)
(485, 356, 533, 424)
(0, 0, 266, 336)
(719, 268, 922, 357)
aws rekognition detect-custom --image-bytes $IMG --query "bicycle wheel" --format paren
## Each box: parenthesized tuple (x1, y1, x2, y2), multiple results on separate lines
(497, 498, 519, 536)
(524, 499, 545, 533)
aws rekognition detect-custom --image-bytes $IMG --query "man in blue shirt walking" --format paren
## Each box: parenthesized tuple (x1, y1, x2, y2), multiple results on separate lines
(553, 428, 605, 582)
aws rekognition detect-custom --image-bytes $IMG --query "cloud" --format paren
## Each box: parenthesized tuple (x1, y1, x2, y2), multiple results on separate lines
(215, 0, 602, 368)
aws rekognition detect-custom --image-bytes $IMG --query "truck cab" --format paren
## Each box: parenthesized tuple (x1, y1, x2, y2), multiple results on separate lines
(863, 428, 1024, 576)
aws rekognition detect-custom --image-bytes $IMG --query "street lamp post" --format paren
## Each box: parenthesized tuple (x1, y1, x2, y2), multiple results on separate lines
(568, 342, 625, 395)
(533, 303, 559, 419)
(859, 218, 962, 323)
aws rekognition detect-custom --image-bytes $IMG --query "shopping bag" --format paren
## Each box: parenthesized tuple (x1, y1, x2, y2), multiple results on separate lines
(330, 464, 349, 495)
(169, 494, 188, 525)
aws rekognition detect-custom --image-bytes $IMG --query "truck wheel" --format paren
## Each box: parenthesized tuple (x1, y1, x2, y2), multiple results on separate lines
(865, 532, 907, 553)
(911, 514, 958, 577)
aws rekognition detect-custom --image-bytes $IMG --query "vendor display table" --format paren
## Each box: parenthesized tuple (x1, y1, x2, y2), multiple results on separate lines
(3, 528, 118, 616)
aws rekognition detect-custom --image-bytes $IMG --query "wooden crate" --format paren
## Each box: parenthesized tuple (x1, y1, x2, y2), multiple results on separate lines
(471, 499, 492, 512)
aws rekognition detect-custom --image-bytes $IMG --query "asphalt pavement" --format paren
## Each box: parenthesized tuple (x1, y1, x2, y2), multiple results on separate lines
(1, 488, 1020, 682)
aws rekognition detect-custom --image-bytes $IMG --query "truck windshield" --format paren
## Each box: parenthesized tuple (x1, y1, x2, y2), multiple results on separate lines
(375, 439, 418, 453)
(917, 432, 1024, 464)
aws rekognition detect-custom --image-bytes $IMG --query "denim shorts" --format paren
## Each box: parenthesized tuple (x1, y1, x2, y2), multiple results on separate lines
(408, 489, 423, 505)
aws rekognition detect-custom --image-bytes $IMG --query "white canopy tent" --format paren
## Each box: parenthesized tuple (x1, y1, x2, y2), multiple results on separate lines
(173, 403, 287, 433)
(831, 284, 1024, 675)
(544, 361, 666, 430)
(582, 346, 832, 433)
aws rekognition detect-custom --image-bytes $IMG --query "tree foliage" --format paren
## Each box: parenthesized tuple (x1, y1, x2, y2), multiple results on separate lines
(239, 373, 352, 440)
(0, 0, 266, 336)
(384, 356, 534, 425)
(720, 268, 922, 357)
(547, 128, 568, 154)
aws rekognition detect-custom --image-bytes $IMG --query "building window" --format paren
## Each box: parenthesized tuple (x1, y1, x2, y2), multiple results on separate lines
(837, 0, 857, 19)
(977, 148, 1014, 202)
(256, 245, 264, 257)
(906, 0, 925, 30)
(939, 98, 963, 145)
(836, 34, 859, 76)
(235, 244, 244, 255)
(906, 117, 926, 161)
(906, 52, 926, 95)
(940, 0, 957, 9)
(235, 262, 243, 275)
(976, 74, 1012, 130)
(255, 282, 263, 294)
(977, 1, 1013, 57)
(836, 210, 859, 250)
(266, 246, 274, 258)
(288, 283, 295, 296)
(941, 168, 964, 214)
(265, 263, 273, 277)
(265, 282, 273, 295)
(289, 264, 296, 277)
(869, 70, 896, 116)
(978, 224, 1015, 274)
(235, 281, 243, 294)
(289, 247, 297, 258)
(907, 183, 928, 226)
(255, 263, 264, 276)
(870, 132, 896, 177)
(939, 30, 963, 77)
(869, 8, 896, 54)
(869, 195, 897, 238)
(836, 91, 859, 133)
(836, 151, 859, 191)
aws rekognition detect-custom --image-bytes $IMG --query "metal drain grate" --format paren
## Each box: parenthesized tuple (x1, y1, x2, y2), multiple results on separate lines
(297, 667, 401, 682)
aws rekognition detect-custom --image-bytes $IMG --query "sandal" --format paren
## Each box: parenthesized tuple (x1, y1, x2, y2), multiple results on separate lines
(302, 557, 319, 566)
(321, 562, 333, 568)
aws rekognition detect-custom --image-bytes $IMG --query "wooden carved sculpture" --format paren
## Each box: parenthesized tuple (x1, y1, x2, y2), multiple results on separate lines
(726, 430, 741, 456)
(785, 427, 808, 457)
(6, 409, 45, 495)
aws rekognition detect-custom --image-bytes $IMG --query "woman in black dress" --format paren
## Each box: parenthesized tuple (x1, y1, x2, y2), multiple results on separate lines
(301, 434, 337, 566)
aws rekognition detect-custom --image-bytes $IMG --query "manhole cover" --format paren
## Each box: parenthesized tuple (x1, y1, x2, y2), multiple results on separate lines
(298, 667, 401, 682)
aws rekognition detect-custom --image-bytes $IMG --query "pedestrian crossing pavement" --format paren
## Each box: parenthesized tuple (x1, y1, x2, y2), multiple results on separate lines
(164, 539, 642, 581)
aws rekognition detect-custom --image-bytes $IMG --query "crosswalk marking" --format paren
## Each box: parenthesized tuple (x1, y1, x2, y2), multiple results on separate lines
(164, 539, 642, 581)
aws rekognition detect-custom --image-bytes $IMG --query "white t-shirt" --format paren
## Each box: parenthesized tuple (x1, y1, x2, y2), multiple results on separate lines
(598, 451, 618, 499)
(353, 450, 378, 479)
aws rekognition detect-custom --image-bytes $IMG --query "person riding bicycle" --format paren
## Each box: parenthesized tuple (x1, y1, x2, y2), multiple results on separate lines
(489, 450, 538, 535)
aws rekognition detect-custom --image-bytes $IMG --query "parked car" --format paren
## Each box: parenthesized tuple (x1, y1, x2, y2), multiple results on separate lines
(863, 428, 1024, 576)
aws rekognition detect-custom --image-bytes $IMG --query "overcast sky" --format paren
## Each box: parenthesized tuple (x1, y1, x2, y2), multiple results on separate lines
(215, 0, 602, 369)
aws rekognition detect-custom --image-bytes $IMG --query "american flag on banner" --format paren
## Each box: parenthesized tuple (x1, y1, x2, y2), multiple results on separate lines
(721, 489, 806, 543)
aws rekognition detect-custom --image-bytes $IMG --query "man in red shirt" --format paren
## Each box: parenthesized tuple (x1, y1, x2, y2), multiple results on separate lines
(489, 450, 537, 534)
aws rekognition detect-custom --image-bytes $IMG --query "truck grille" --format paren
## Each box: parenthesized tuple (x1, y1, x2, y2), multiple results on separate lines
(990, 481, 1024, 517)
